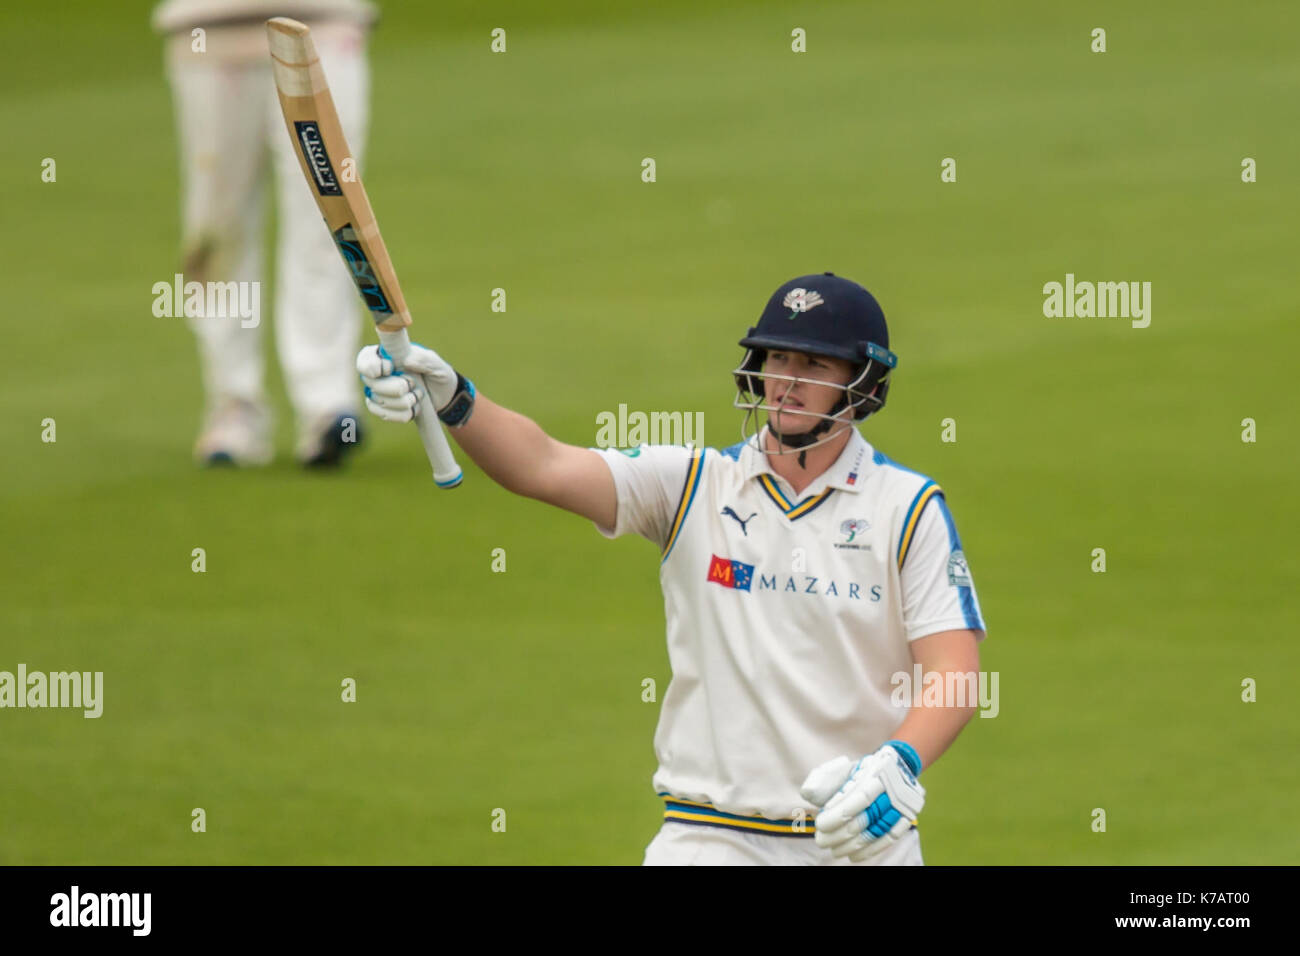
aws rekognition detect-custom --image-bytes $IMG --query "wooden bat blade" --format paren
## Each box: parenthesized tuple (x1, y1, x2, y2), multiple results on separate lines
(267, 16, 409, 332)
(266, 17, 463, 488)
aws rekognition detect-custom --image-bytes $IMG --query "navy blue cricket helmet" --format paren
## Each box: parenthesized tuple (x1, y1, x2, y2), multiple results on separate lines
(733, 272, 898, 431)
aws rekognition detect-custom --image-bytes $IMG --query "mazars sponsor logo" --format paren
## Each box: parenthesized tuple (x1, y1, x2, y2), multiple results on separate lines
(50, 886, 151, 936)
(706, 555, 881, 600)
(707, 554, 754, 591)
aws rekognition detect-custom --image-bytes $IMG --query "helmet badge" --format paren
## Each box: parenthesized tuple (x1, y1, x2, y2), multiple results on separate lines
(781, 287, 824, 318)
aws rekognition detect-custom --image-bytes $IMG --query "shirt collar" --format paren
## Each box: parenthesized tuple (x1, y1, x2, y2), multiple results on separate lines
(740, 426, 872, 496)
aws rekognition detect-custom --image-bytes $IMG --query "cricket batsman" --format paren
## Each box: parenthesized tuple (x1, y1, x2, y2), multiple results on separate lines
(358, 273, 987, 865)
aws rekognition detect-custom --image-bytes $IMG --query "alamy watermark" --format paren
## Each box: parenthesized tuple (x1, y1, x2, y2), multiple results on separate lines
(595, 403, 703, 449)
(50, 886, 150, 936)
(1042, 273, 1151, 328)
(0, 664, 103, 718)
(152, 273, 260, 328)
(890, 664, 999, 718)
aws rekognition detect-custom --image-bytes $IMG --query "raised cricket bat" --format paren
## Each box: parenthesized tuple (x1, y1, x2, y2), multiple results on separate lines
(267, 17, 463, 488)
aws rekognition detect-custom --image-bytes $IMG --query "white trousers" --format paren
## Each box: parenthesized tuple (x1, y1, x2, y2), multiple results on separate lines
(643, 821, 925, 866)
(165, 22, 369, 424)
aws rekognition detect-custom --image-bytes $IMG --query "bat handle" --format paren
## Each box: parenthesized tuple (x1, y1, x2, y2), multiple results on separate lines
(377, 329, 464, 488)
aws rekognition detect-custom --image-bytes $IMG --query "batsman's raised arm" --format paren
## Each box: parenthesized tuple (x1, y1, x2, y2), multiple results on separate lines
(357, 343, 617, 528)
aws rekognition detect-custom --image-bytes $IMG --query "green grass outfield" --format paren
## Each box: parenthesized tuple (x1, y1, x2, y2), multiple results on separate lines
(1, 0, 1296, 864)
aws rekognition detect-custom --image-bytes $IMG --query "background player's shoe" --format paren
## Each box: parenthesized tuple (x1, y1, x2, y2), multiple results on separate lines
(297, 410, 364, 468)
(193, 397, 272, 467)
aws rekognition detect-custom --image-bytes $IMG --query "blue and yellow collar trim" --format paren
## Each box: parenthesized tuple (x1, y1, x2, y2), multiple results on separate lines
(757, 474, 834, 521)
(661, 795, 815, 838)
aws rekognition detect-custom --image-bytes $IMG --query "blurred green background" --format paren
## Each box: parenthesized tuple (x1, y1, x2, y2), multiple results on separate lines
(1, 0, 1296, 864)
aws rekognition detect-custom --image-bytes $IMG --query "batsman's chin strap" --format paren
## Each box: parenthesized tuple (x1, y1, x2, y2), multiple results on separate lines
(768, 399, 848, 469)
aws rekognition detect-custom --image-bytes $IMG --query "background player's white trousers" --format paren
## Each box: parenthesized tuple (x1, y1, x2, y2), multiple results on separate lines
(643, 822, 924, 866)
(166, 22, 369, 425)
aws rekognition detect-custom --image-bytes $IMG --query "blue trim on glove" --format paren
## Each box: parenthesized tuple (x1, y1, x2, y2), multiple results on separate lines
(866, 792, 902, 838)
(886, 740, 923, 776)
(437, 373, 476, 427)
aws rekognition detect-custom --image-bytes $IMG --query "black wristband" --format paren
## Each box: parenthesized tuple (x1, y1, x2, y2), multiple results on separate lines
(437, 372, 476, 428)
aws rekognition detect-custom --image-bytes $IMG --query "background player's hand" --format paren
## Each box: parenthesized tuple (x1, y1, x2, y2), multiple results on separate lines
(800, 741, 925, 862)
(356, 343, 458, 422)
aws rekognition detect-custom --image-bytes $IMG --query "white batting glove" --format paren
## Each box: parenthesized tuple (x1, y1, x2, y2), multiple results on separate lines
(800, 741, 926, 862)
(356, 343, 458, 423)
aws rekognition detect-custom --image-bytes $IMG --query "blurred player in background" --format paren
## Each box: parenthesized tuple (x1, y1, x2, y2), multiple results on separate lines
(358, 273, 987, 865)
(154, 0, 378, 466)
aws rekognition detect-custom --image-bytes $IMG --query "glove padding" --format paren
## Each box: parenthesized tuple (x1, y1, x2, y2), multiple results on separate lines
(356, 343, 457, 423)
(800, 743, 926, 862)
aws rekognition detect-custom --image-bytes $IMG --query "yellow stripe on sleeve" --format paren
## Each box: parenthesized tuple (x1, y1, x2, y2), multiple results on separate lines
(897, 482, 941, 569)
(661, 450, 705, 561)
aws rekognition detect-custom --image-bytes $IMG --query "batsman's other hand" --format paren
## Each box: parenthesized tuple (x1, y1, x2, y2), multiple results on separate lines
(800, 741, 926, 862)
(357, 343, 457, 423)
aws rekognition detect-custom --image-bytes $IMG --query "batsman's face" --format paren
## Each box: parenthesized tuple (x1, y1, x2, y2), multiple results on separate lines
(762, 350, 855, 433)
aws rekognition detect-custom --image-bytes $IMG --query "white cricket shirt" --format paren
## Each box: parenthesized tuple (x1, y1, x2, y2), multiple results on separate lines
(593, 426, 987, 823)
